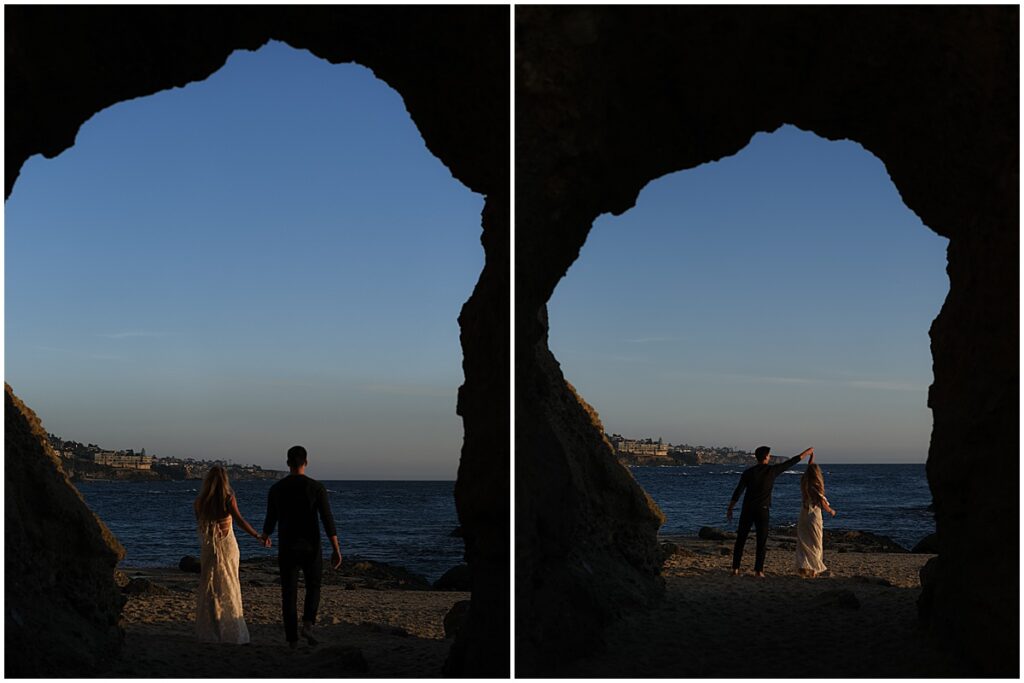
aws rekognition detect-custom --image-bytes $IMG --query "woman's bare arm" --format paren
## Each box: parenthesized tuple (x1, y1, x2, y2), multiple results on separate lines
(229, 496, 261, 538)
(822, 496, 836, 517)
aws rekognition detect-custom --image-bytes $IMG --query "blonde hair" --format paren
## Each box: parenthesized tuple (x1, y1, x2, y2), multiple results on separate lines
(801, 463, 826, 509)
(195, 466, 233, 523)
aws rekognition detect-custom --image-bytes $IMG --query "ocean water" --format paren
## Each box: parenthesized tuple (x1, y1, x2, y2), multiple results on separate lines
(632, 463, 935, 550)
(76, 479, 462, 582)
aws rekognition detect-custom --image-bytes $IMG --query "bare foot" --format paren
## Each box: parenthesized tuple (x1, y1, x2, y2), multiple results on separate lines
(754, 571, 766, 578)
(730, 568, 741, 576)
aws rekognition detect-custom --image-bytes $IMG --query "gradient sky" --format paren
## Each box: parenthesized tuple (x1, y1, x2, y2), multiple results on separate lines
(548, 125, 950, 463)
(5, 41, 485, 480)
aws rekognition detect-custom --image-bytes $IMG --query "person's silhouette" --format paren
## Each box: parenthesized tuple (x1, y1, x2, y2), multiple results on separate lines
(726, 445, 813, 577)
(260, 445, 343, 647)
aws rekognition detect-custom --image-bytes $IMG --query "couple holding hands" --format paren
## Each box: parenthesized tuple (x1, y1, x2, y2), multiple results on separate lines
(192, 446, 343, 647)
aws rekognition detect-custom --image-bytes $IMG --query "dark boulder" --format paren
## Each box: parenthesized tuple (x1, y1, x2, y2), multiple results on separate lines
(339, 559, 431, 591)
(178, 555, 201, 573)
(776, 528, 910, 553)
(434, 564, 472, 591)
(911, 533, 940, 554)
(658, 541, 680, 564)
(444, 599, 472, 639)
(698, 526, 736, 541)
(917, 556, 940, 622)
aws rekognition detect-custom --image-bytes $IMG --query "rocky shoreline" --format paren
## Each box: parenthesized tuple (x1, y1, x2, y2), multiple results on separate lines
(118, 555, 472, 594)
(678, 525, 923, 553)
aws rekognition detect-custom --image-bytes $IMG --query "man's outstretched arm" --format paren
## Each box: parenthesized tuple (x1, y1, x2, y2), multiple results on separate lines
(772, 446, 814, 474)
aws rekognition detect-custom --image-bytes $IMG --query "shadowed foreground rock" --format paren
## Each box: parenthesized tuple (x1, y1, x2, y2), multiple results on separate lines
(4, 384, 126, 676)
(515, 350, 665, 671)
(433, 564, 473, 591)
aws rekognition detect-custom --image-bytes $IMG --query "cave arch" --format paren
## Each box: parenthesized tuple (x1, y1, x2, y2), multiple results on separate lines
(516, 6, 1017, 676)
(5, 6, 508, 677)
(548, 124, 948, 473)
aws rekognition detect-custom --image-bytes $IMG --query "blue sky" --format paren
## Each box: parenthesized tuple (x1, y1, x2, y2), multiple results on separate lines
(5, 41, 484, 479)
(548, 125, 949, 463)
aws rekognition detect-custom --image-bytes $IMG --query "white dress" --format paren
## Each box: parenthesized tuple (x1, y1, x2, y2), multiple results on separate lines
(795, 499, 828, 574)
(195, 518, 250, 644)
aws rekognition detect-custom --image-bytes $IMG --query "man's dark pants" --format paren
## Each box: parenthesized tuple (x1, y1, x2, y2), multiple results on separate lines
(732, 505, 771, 572)
(279, 544, 322, 643)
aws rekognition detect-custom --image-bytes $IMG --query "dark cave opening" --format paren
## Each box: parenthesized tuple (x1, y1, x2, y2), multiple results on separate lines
(6, 6, 509, 677)
(548, 124, 949, 539)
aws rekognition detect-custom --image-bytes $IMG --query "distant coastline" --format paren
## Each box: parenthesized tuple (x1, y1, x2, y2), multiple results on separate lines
(47, 433, 286, 482)
(609, 433, 782, 467)
(72, 466, 285, 483)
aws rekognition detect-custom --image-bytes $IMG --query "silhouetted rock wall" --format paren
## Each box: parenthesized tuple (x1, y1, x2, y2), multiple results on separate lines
(5, 7, 508, 676)
(447, 185, 511, 676)
(516, 335, 665, 672)
(5, 385, 126, 676)
(516, 6, 1017, 676)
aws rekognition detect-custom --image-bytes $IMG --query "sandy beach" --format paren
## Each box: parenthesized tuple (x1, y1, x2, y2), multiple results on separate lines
(103, 559, 469, 677)
(549, 535, 971, 677)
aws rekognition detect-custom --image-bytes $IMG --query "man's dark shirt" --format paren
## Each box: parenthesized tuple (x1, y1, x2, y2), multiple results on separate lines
(730, 455, 802, 511)
(262, 474, 337, 552)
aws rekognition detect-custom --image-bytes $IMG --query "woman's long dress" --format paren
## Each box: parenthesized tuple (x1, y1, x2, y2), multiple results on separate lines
(195, 518, 250, 644)
(795, 500, 828, 574)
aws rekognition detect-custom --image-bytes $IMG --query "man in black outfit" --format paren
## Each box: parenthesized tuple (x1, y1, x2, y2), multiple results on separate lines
(727, 445, 813, 577)
(260, 445, 343, 647)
